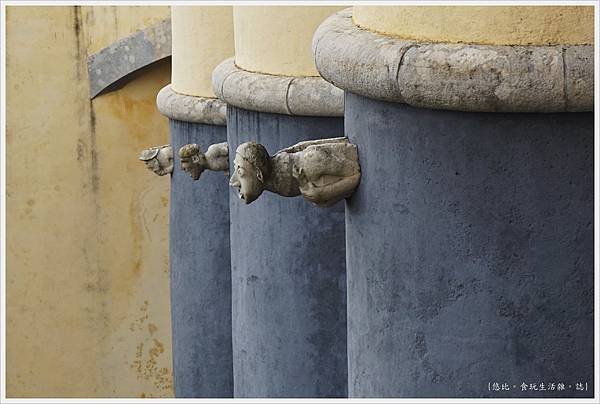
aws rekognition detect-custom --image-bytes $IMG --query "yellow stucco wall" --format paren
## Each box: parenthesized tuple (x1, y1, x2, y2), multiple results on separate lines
(171, 6, 234, 98)
(82, 6, 170, 55)
(7, 6, 173, 398)
(233, 6, 344, 76)
(353, 6, 594, 45)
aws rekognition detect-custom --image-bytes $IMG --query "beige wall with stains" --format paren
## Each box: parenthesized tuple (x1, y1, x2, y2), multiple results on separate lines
(82, 6, 170, 55)
(6, 6, 173, 398)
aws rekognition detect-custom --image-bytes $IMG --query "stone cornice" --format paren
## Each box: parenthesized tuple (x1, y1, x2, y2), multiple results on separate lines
(313, 9, 593, 112)
(212, 58, 344, 117)
(156, 84, 227, 126)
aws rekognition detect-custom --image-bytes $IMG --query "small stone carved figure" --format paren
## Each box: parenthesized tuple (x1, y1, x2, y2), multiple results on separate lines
(229, 137, 360, 207)
(179, 142, 229, 180)
(139, 144, 173, 176)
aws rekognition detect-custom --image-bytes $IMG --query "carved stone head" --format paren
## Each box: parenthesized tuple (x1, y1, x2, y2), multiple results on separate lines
(139, 145, 173, 176)
(229, 142, 271, 204)
(179, 143, 206, 180)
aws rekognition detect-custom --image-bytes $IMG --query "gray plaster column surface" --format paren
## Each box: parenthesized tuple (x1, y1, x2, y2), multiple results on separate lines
(314, 9, 594, 398)
(213, 59, 348, 398)
(157, 85, 233, 398)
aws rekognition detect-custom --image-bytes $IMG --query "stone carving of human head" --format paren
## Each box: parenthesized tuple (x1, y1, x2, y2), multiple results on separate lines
(179, 143, 206, 180)
(229, 142, 271, 204)
(139, 145, 173, 176)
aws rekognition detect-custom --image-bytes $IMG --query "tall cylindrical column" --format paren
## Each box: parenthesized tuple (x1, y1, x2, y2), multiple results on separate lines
(157, 6, 234, 398)
(227, 108, 347, 398)
(315, 7, 594, 398)
(214, 6, 347, 397)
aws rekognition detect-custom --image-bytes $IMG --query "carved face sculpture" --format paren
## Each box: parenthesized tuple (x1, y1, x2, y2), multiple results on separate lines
(179, 144, 204, 180)
(154, 148, 173, 176)
(139, 145, 173, 176)
(229, 142, 270, 204)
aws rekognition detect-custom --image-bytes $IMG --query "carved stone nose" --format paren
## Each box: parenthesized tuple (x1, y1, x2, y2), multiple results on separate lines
(229, 176, 240, 188)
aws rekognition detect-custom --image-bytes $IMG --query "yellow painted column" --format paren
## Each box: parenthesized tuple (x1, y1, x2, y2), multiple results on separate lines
(353, 6, 594, 45)
(233, 6, 344, 76)
(171, 6, 234, 97)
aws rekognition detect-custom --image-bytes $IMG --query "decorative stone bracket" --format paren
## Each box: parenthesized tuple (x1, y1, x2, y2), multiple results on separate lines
(179, 142, 229, 180)
(139, 144, 173, 176)
(230, 137, 361, 207)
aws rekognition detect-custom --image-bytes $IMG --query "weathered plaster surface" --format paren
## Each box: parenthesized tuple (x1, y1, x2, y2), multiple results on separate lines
(7, 6, 173, 398)
(344, 92, 594, 398)
(82, 6, 170, 55)
(228, 107, 348, 397)
(169, 121, 233, 398)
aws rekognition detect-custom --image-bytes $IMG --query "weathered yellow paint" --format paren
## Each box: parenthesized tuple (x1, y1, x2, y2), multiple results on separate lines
(90, 58, 173, 398)
(7, 7, 102, 397)
(353, 6, 594, 45)
(233, 6, 344, 76)
(171, 6, 234, 98)
(82, 6, 170, 55)
(7, 6, 173, 398)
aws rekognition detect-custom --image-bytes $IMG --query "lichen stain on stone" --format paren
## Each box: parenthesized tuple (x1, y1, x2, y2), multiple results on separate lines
(72, 6, 83, 81)
(133, 259, 142, 274)
(20, 199, 35, 221)
(131, 341, 144, 375)
(129, 316, 173, 392)
(129, 196, 144, 277)
(129, 300, 149, 332)
(76, 139, 86, 161)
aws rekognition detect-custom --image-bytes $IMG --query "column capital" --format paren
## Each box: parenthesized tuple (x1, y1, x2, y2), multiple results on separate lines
(212, 58, 343, 117)
(313, 9, 593, 112)
(156, 84, 227, 125)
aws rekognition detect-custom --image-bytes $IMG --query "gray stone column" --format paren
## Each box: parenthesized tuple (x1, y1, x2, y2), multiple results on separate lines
(157, 85, 233, 397)
(315, 9, 594, 398)
(213, 59, 348, 398)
